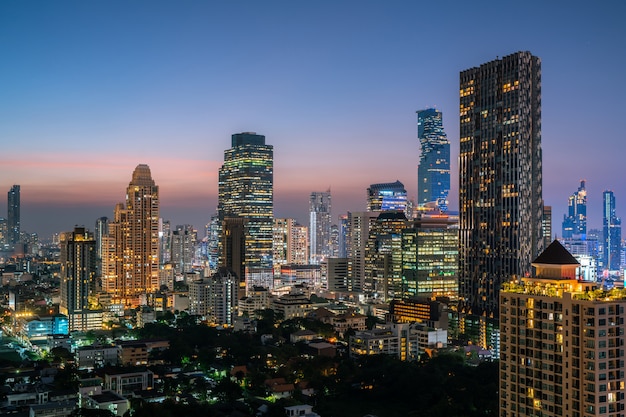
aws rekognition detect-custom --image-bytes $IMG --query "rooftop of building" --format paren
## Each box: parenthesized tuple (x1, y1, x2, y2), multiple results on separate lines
(532, 239, 580, 266)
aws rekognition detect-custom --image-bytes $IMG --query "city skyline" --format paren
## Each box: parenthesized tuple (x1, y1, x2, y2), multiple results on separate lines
(1, 1, 625, 238)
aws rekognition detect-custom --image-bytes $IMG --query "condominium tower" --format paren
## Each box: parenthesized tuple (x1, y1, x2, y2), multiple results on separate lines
(59, 227, 101, 331)
(309, 191, 331, 264)
(218, 132, 273, 290)
(500, 240, 626, 417)
(7, 185, 20, 246)
(417, 109, 450, 211)
(459, 51, 543, 321)
(103, 164, 160, 307)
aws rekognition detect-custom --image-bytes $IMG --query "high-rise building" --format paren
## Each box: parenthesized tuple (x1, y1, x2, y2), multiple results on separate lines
(171, 225, 197, 274)
(364, 211, 408, 301)
(459, 51, 543, 323)
(401, 211, 458, 300)
(347, 211, 380, 293)
(218, 132, 273, 291)
(603, 190, 622, 271)
(189, 267, 238, 325)
(562, 180, 587, 239)
(273, 218, 309, 270)
(543, 205, 552, 250)
(309, 191, 332, 264)
(417, 109, 450, 211)
(94, 217, 109, 279)
(102, 164, 160, 307)
(367, 181, 407, 212)
(7, 185, 20, 246)
(0, 217, 7, 246)
(500, 240, 626, 417)
(59, 227, 102, 331)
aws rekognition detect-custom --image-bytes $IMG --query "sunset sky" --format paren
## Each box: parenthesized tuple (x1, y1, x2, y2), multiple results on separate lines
(1, 1, 625, 239)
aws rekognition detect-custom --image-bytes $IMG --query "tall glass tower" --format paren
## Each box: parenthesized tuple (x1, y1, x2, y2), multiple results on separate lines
(367, 181, 407, 212)
(603, 190, 621, 271)
(218, 132, 273, 289)
(7, 185, 20, 246)
(417, 109, 450, 211)
(562, 180, 587, 239)
(459, 51, 543, 322)
(309, 191, 331, 264)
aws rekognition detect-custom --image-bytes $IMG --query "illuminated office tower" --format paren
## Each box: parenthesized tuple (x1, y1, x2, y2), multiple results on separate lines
(103, 164, 160, 307)
(417, 109, 450, 211)
(171, 225, 197, 274)
(459, 52, 543, 325)
(603, 190, 621, 271)
(60, 227, 102, 331)
(7, 185, 20, 246)
(206, 215, 220, 273)
(401, 212, 458, 299)
(562, 180, 587, 239)
(338, 214, 349, 258)
(310, 191, 332, 264)
(218, 132, 273, 291)
(364, 211, 408, 301)
(367, 181, 407, 212)
(500, 240, 626, 417)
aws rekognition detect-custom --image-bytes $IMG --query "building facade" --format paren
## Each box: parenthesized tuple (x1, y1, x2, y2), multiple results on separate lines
(309, 191, 332, 264)
(367, 181, 408, 212)
(102, 164, 160, 307)
(218, 132, 273, 292)
(562, 180, 587, 239)
(500, 240, 626, 417)
(603, 190, 622, 272)
(59, 227, 101, 331)
(459, 51, 543, 323)
(7, 184, 20, 246)
(417, 109, 450, 211)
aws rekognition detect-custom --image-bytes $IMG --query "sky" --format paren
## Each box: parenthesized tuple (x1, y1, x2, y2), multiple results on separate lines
(1, 1, 625, 240)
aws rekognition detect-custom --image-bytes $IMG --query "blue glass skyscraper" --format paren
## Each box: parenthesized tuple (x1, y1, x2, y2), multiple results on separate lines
(417, 108, 450, 211)
(603, 190, 621, 271)
(562, 180, 587, 239)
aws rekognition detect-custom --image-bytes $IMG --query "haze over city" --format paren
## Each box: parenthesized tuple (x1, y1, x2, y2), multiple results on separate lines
(1, 1, 625, 239)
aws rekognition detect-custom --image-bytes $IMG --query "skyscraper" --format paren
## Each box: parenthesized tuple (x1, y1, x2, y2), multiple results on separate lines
(7, 185, 20, 246)
(417, 109, 450, 211)
(562, 180, 587, 239)
(309, 191, 331, 264)
(459, 51, 543, 323)
(366, 181, 408, 212)
(218, 132, 273, 291)
(603, 190, 621, 271)
(60, 227, 102, 331)
(103, 164, 160, 307)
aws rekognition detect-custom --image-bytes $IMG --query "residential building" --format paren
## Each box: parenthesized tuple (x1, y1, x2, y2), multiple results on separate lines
(59, 227, 102, 331)
(417, 108, 450, 211)
(171, 224, 197, 274)
(543, 205, 552, 250)
(326, 257, 351, 292)
(459, 52, 543, 344)
(189, 267, 238, 325)
(500, 239, 626, 417)
(102, 164, 160, 307)
(309, 191, 332, 264)
(218, 132, 273, 292)
(347, 211, 381, 293)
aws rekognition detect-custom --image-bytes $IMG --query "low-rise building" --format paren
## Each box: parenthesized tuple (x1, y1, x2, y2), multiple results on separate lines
(83, 391, 129, 416)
